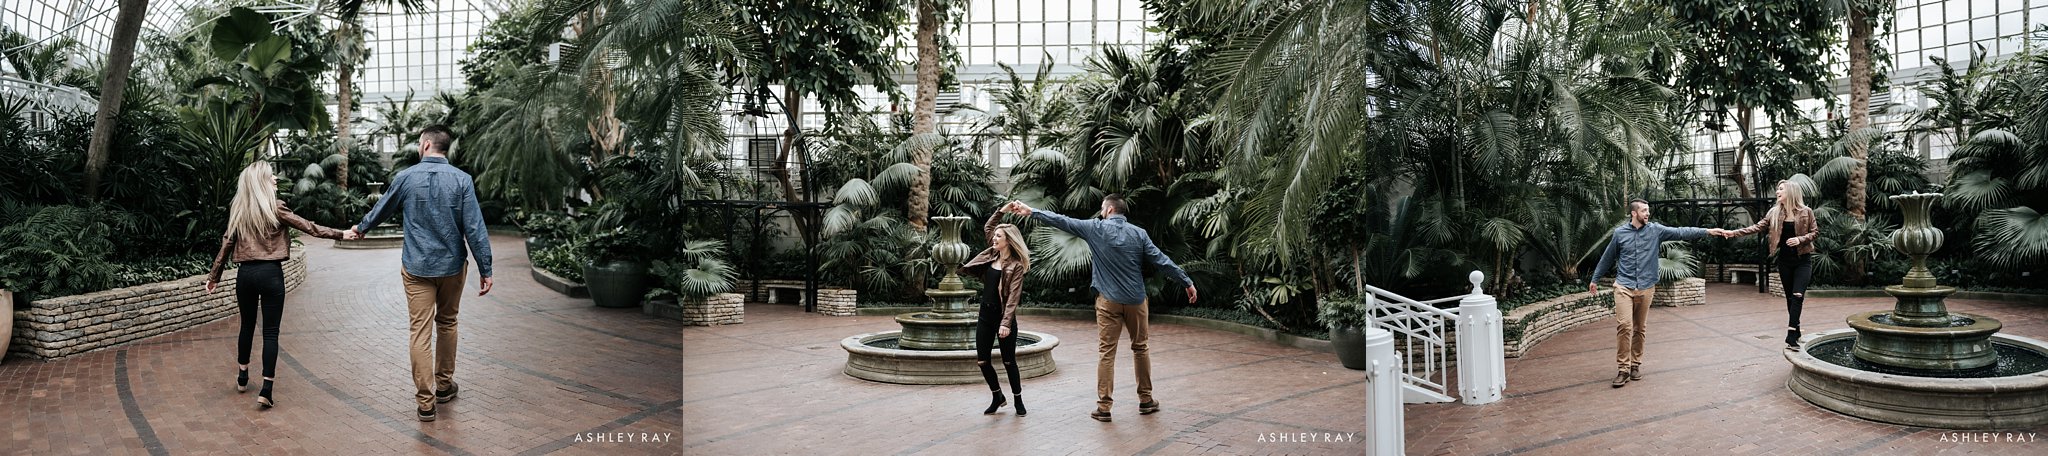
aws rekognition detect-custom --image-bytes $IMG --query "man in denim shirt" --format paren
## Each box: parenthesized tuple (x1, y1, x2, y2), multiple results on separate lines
(1005, 194, 1196, 422)
(1586, 198, 1726, 388)
(345, 124, 493, 421)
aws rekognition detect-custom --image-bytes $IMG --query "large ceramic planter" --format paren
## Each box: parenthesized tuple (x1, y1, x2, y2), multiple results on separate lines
(1330, 325, 1372, 370)
(1, 289, 12, 365)
(584, 259, 650, 309)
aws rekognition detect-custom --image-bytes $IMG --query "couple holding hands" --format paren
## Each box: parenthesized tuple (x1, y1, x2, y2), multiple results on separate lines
(206, 125, 490, 422)
(1586, 180, 1817, 388)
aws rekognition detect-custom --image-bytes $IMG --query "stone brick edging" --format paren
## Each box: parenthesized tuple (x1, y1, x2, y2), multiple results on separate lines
(682, 293, 745, 326)
(1653, 278, 1707, 307)
(332, 233, 403, 250)
(8, 247, 309, 361)
(530, 266, 589, 298)
(856, 306, 1334, 353)
(815, 289, 857, 316)
(1502, 291, 1614, 358)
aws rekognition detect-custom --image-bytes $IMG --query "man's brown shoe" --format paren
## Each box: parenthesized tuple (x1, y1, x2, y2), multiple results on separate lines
(1091, 411, 1112, 422)
(1611, 371, 1630, 388)
(1139, 401, 1160, 415)
(1627, 366, 1641, 381)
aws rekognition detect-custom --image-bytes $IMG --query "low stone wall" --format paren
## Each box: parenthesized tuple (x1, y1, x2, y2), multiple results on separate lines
(8, 247, 309, 361)
(816, 289, 858, 316)
(681, 293, 745, 326)
(530, 266, 589, 298)
(1503, 290, 1614, 358)
(1653, 278, 1707, 307)
(332, 233, 404, 250)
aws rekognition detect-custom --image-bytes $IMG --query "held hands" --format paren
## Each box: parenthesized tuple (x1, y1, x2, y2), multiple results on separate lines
(1706, 228, 1732, 238)
(1002, 201, 1032, 216)
(342, 228, 363, 241)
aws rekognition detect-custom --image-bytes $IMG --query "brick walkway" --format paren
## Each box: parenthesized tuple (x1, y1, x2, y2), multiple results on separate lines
(684, 284, 2048, 455)
(1, 235, 681, 455)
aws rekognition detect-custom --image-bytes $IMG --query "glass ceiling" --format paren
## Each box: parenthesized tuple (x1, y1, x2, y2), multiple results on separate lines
(3, 0, 512, 102)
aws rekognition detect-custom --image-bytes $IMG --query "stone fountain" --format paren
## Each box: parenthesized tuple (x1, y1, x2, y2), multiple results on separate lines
(1786, 192, 2048, 429)
(840, 216, 1059, 384)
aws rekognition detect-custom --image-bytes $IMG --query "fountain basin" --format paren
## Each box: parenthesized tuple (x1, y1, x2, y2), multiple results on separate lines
(1848, 310, 2002, 371)
(842, 331, 1060, 385)
(1787, 329, 2048, 429)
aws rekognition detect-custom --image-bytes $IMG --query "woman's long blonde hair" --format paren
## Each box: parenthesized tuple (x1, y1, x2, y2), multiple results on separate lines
(1776, 180, 1806, 215)
(227, 162, 280, 243)
(994, 224, 1032, 268)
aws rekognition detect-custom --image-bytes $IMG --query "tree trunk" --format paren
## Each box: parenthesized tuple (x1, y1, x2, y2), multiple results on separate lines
(907, 0, 942, 234)
(1846, 7, 1872, 222)
(775, 85, 804, 204)
(1846, 6, 1874, 285)
(1730, 107, 1754, 200)
(335, 21, 356, 190)
(83, 0, 151, 201)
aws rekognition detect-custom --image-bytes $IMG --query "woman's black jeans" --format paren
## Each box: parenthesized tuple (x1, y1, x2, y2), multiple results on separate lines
(1777, 253, 1814, 343)
(976, 268, 1020, 394)
(235, 260, 287, 379)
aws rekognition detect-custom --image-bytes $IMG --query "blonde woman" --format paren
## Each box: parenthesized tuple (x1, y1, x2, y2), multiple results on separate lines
(206, 162, 346, 408)
(1717, 180, 1820, 350)
(960, 207, 1033, 416)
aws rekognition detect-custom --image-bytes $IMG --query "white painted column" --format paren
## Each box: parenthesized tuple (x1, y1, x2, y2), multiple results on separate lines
(1456, 271, 1506, 405)
(1364, 325, 1403, 456)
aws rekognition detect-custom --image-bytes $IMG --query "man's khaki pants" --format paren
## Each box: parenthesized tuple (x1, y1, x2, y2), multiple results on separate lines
(1614, 285, 1654, 372)
(1095, 295, 1153, 413)
(403, 267, 464, 411)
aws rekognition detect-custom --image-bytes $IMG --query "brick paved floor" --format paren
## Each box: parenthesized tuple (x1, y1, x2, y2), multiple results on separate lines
(684, 284, 2048, 455)
(1, 235, 682, 455)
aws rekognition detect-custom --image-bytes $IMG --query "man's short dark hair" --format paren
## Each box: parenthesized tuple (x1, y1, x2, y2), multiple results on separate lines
(420, 125, 455, 154)
(1103, 193, 1129, 215)
(1628, 198, 1649, 212)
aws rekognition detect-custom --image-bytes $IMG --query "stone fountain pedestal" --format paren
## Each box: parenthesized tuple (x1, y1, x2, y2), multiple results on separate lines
(841, 216, 1059, 385)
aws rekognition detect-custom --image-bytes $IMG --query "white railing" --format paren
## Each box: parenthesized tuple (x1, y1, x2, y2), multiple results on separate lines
(1363, 271, 1504, 405)
(0, 75, 96, 127)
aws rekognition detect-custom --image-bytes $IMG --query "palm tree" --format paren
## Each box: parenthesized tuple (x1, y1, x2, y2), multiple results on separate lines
(83, 0, 151, 201)
(1205, 0, 1681, 291)
(328, 0, 429, 190)
(906, 0, 953, 234)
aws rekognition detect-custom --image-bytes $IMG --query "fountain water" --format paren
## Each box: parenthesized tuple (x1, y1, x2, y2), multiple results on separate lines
(841, 216, 1059, 384)
(1786, 192, 2048, 429)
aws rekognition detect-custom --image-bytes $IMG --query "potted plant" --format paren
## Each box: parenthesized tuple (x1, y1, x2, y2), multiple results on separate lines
(1318, 293, 1376, 370)
(645, 240, 739, 320)
(583, 226, 653, 308)
(1654, 240, 1707, 307)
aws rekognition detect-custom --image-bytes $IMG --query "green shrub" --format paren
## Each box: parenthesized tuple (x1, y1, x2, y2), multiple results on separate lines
(0, 205, 124, 301)
(1314, 293, 1372, 330)
(646, 240, 738, 302)
(531, 241, 587, 283)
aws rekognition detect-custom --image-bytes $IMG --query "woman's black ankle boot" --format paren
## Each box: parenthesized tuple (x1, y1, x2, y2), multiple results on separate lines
(1013, 394, 1026, 416)
(982, 391, 1006, 415)
(236, 368, 249, 393)
(257, 380, 275, 408)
